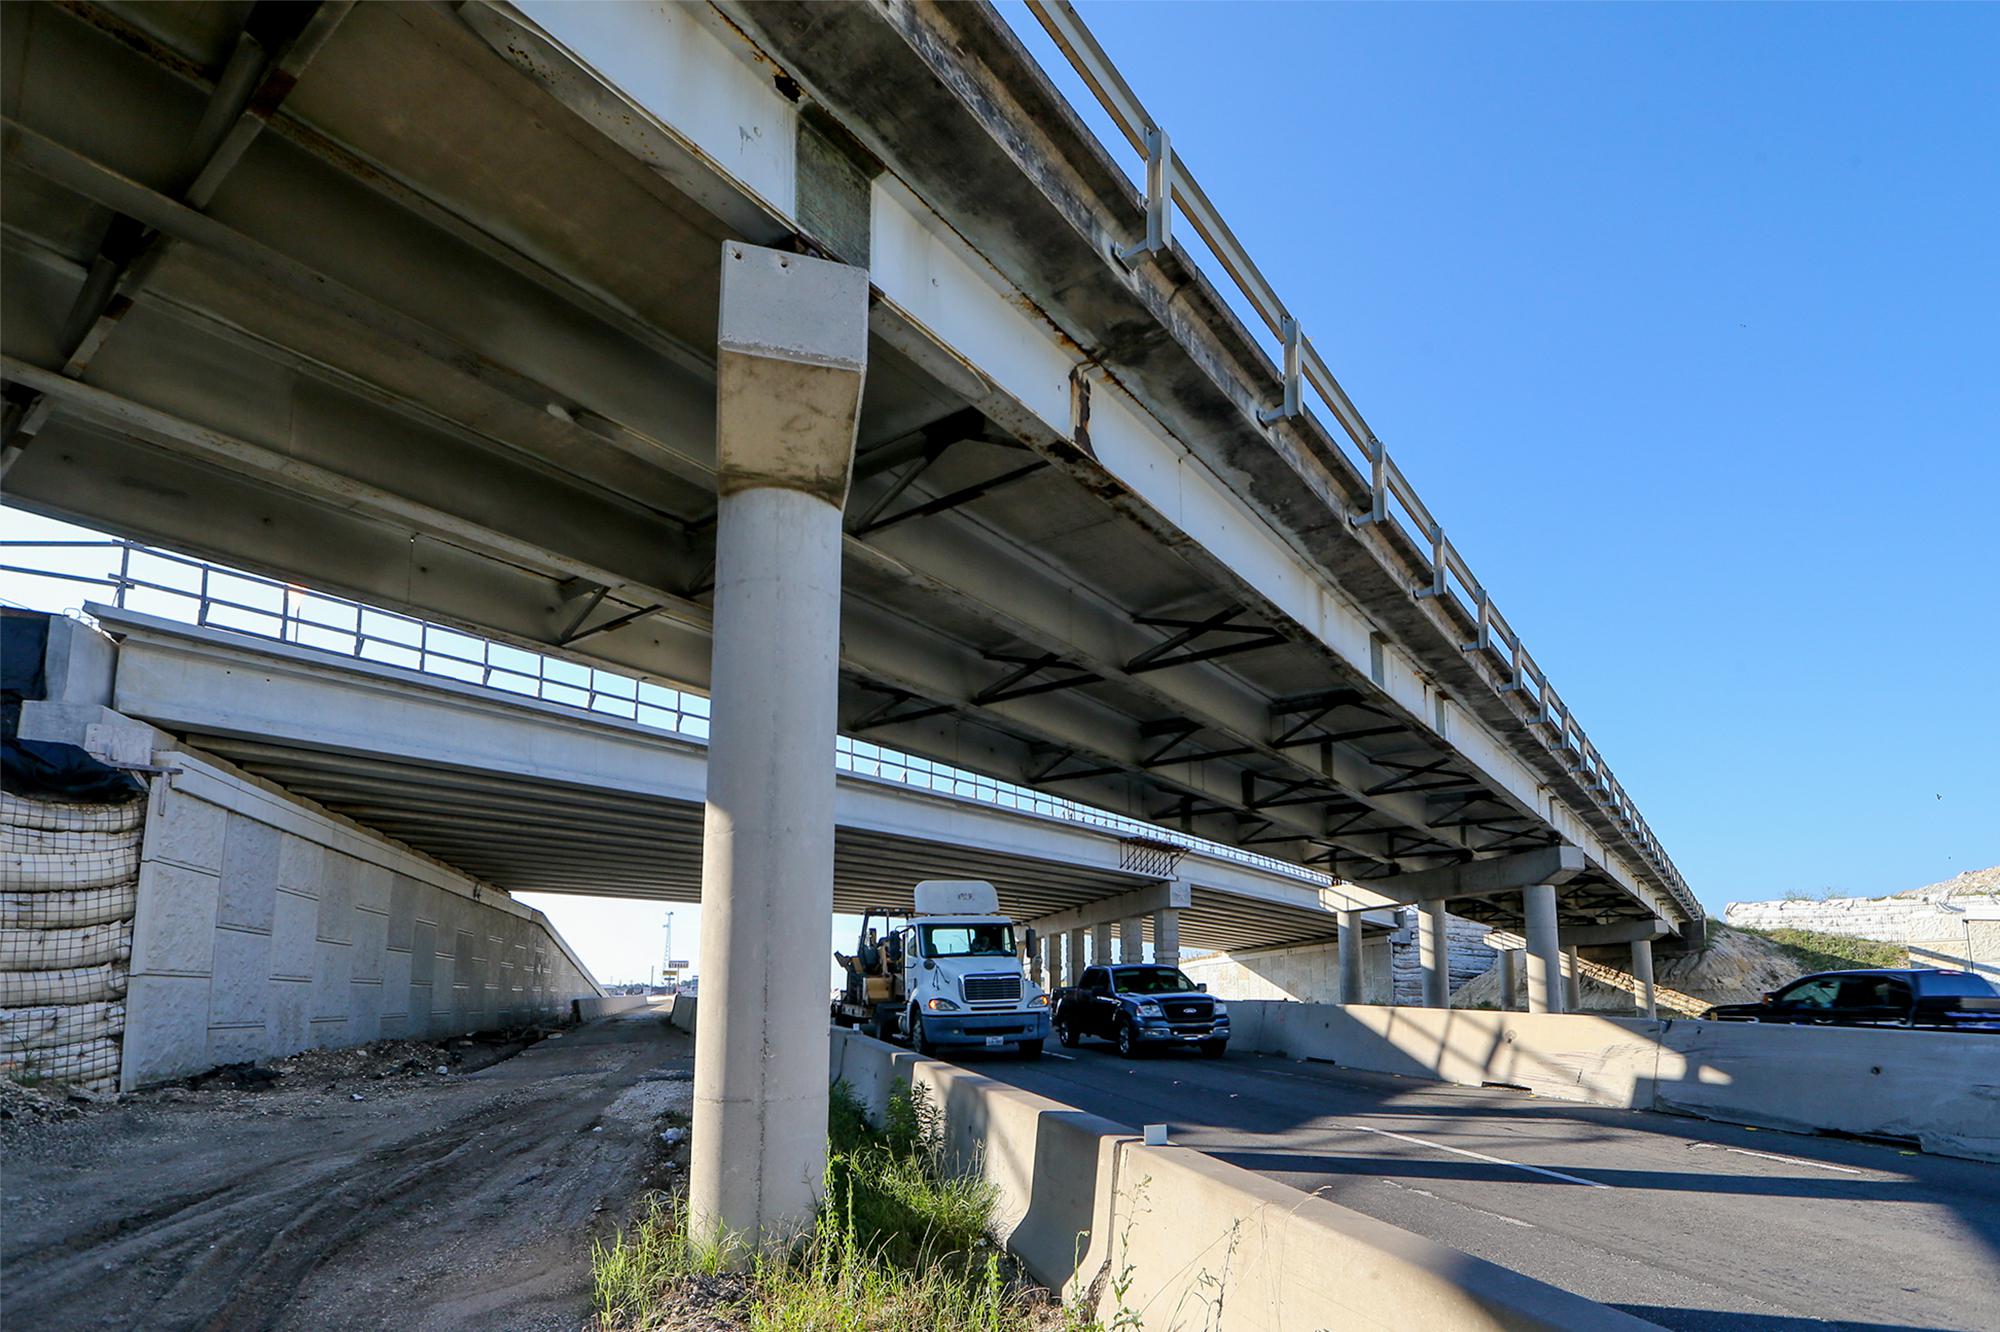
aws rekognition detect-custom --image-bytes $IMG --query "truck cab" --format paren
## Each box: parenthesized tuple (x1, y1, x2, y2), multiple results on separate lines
(831, 880, 1050, 1057)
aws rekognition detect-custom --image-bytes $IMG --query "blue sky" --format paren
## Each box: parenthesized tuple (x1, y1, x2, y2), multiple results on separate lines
(1001, 1, 1999, 912)
(4, 5, 1993, 979)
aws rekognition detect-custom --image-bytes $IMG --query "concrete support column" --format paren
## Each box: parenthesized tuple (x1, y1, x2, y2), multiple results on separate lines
(1419, 901, 1451, 1009)
(1498, 948, 1521, 1012)
(1152, 907, 1180, 964)
(1522, 883, 1563, 1014)
(1120, 916, 1145, 963)
(691, 244, 867, 1257)
(1068, 929, 1087, 980)
(1337, 910, 1364, 1005)
(1044, 933, 1063, 988)
(1091, 922, 1114, 967)
(1631, 938, 1656, 1018)
(1564, 943, 1583, 1012)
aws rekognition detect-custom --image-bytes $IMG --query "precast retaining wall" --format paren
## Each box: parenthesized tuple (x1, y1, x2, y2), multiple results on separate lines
(119, 748, 599, 1089)
(0, 790, 145, 1092)
(829, 1029, 1651, 1332)
(1230, 1001, 2000, 1163)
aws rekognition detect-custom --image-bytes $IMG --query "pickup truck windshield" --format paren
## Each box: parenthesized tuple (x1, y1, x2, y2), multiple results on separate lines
(1113, 967, 1200, 995)
(919, 923, 1015, 958)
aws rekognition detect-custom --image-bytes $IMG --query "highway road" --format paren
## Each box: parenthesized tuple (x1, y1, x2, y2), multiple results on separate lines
(974, 1041, 2000, 1331)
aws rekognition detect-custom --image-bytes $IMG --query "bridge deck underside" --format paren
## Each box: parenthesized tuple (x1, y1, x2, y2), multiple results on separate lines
(177, 732, 1350, 954)
(0, 1, 1682, 932)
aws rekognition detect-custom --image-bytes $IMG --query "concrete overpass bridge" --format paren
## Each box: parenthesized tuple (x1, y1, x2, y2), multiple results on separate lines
(2, 0, 1697, 1244)
(68, 603, 1376, 966)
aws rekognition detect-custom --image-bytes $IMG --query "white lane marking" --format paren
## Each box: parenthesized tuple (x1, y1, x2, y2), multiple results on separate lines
(1715, 1145, 1864, 1175)
(1351, 1125, 1612, 1189)
(1379, 1178, 1537, 1227)
(1043, 1051, 1075, 1061)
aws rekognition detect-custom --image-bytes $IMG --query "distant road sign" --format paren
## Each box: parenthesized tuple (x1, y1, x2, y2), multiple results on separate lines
(669, 959, 690, 970)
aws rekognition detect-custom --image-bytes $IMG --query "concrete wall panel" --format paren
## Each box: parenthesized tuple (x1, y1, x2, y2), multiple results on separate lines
(1230, 1001, 2000, 1163)
(118, 749, 597, 1089)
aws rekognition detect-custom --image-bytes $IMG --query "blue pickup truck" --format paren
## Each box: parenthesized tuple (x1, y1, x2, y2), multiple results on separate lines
(1053, 963, 1228, 1057)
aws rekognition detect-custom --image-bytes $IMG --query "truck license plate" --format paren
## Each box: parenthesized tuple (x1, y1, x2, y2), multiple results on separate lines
(984, 1035, 1006, 1047)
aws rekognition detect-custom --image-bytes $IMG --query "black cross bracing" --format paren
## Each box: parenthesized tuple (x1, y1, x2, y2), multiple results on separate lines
(1124, 609, 1288, 674)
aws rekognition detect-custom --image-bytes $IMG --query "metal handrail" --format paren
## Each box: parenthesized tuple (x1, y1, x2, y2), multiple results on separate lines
(1, 536, 1325, 887)
(1022, 1, 1693, 917)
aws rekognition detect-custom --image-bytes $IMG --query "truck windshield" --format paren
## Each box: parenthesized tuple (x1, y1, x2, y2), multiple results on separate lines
(1113, 967, 1199, 995)
(919, 923, 1015, 958)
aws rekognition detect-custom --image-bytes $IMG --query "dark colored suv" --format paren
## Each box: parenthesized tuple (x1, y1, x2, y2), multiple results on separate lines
(1701, 968, 2000, 1030)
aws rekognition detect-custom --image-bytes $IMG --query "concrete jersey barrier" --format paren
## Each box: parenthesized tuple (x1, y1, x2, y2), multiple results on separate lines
(1229, 1001, 2000, 1163)
(829, 1029, 1656, 1331)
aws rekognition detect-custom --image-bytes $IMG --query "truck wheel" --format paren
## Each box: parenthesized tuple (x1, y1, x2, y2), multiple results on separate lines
(1200, 1040, 1228, 1059)
(1116, 1019, 1143, 1058)
(866, 1009, 891, 1042)
(1056, 1019, 1080, 1048)
(1018, 1039, 1044, 1060)
(910, 1006, 934, 1056)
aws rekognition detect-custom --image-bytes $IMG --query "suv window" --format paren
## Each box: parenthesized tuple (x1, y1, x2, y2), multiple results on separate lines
(1916, 972, 1998, 998)
(1777, 977, 1842, 1009)
(1834, 976, 1910, 1010)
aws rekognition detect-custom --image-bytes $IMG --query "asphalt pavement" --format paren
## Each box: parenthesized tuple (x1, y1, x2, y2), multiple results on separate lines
(970, 1038, 2000, 1331)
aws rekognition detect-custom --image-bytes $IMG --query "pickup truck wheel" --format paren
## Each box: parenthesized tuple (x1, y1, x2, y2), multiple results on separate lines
(1116, 1019, 1143, 1058)
(1018, 1039, 1044, 1060)
(1056, 1019, 1079, 1048)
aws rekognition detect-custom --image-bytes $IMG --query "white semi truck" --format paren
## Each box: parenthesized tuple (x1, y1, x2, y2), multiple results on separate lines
(831, 880, 1050, 1058)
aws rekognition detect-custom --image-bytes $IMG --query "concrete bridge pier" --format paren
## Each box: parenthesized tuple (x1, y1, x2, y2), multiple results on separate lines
(1120, 916, 1144, 964)
(690, 244, 868, 1258)
(1564, 944, 1584, 1012)
(1068, 929, 1087, 981)
(1153, 906, 1181, 963)
(1092, 922, 1114, 967)
(1337, 909, 1365, 1004)
(1523, 883, 1564, 1013)
(1419, 902, 1452, 1008)
(1631, 939, 1657, 1017)
(1498, 948, 1521, 1011)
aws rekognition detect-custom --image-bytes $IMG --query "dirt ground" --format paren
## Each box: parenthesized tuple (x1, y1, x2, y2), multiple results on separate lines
(1, 1008, 693, 1332)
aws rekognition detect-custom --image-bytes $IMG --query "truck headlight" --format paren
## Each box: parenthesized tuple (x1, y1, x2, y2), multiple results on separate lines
(926, 997, 960, 1012)
(1212, 1002, 1228, 1016)
(1029, 992, 1050, 1008)
(1136, 1000, 1164, 1018)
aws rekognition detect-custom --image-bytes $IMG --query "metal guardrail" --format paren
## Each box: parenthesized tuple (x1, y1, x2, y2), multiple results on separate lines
(1022, 1, 1693, 919)
(1, 536, 1325, 887)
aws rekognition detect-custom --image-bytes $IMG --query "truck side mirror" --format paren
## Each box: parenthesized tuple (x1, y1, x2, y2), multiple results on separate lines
(1197, 983, 1208, 992)
(1024, 927, 1038, 953)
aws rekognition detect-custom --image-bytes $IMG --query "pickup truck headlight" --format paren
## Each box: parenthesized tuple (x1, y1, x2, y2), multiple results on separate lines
(1029, 992, 1050, 1008)
(926, 997, 960, 1012)
(1135, 1000, 1164, 1018)
(1212, 1002, 1228, 1017)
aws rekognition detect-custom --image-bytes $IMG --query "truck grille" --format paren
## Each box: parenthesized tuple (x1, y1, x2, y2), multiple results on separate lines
(1165, 999, 1213, 1024)
(962, 973, 1022, 1003)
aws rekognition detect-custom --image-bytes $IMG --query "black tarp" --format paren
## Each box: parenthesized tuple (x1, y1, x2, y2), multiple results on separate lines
(1, 609, 143, 802)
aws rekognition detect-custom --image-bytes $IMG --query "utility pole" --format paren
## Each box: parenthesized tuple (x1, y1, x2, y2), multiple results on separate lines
(662, 910, 674, 990)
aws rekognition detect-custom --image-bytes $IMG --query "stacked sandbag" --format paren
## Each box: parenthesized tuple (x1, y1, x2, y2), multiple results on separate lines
(0, 791, 143, 1094)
